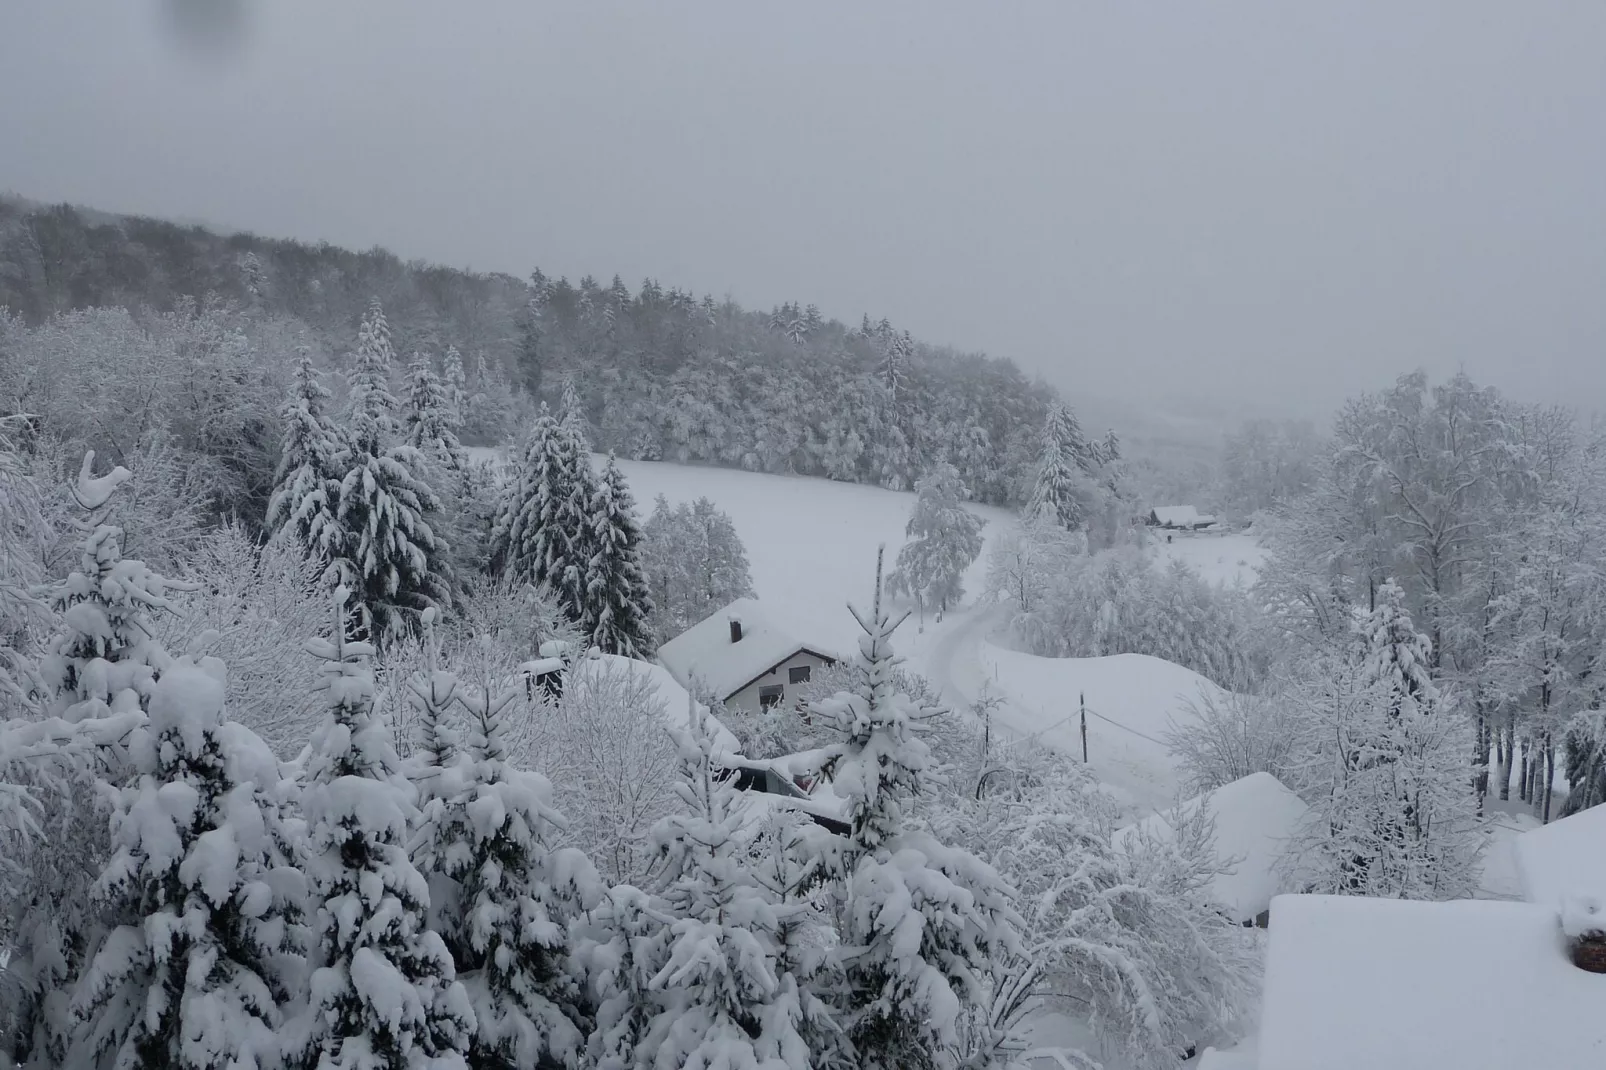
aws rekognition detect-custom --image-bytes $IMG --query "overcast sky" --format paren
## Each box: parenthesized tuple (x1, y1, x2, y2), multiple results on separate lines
(3, 2, 1604, 419)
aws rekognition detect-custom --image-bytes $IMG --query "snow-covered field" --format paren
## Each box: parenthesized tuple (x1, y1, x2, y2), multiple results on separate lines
(1155, 531, 1265, 588)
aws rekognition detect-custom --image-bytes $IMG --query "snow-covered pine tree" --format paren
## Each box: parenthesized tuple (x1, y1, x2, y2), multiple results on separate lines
(70, 656, 306, 1070)
(335, 303, 454, 645)
(298, 588, 475, 1070)
(266, 348, 348, 572)
(813, 549, 1023, 1069)
(626, 701, 814, 1069)
(4, 453, 196, 1068)
(487, 406, 597, 629)
(887, 463, 986, 613)
(1295, 581, 1483, 900)
(404, 352, 465, 471)
(560, 377, 588, 444)
(410, 631, 601, 1070)
(1025, 404, 1088, 533)
(585, 455, 653, 657)
(441, 346, 468, 435)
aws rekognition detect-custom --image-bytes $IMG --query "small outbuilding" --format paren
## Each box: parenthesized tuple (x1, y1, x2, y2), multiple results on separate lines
(1147, 505, 1218, 531)
(656, 598, 839, 715)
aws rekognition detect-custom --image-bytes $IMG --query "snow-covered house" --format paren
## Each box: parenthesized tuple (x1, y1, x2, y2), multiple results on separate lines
(1255, 894, 1606, 1070)
(719, 747, 850, 836)
(1113, 772, 1309, 927)
(1514, 802, 1606, 906)
(656, 597, 839, 715)
(1147, 505, 1217, 531)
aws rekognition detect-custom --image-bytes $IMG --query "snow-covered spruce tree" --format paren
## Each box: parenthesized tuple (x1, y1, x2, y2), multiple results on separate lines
(297, 588, 474, 1070)
(813, 549, 1023, 1070)
(613, 701, 815, 1069)
(335, 302, 454, 645)
(4, 454, 195, 1068)
(1025, 403, 1089, 533)
(70, 656, 307, 1070)
(441, 346, 468, 436)
(404, 352, 465, 472)
(266, 348, 348, 574)
(585, 455, 653, 657)
(886, 463, 985, 614)
(410, 625, 601, 1070)
(487, 405, 597, 629)
(1293, 581, 1483, 900)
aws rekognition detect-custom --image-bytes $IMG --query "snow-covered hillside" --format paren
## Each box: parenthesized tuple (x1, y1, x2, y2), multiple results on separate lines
(467, 447, 1017, 655)
(1155, 531, 1265, 588)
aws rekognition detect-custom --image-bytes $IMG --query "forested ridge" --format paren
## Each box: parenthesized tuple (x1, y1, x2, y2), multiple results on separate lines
(0, 195, 1059, 504)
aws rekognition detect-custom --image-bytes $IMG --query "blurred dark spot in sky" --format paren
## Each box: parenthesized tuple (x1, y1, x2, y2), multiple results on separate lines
(162, 0, 250, 63)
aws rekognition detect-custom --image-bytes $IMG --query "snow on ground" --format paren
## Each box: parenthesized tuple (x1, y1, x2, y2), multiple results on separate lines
(1514, 801, 1606, 905)
(465, 447, 1016, 660)
(969, 641, 1223, 819)
(1154, 530, 1265, 588)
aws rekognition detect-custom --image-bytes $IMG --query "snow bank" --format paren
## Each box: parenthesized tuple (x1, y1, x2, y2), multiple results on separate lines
(1514, 802, 1606, 906)
(977, 643, 1223, 816)
(1114, 772, 1308, 924)
(1258, 894, 1606, 1070)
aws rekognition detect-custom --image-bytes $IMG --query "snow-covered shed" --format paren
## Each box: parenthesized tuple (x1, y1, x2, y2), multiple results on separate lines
(1514, 802, 1606, 906)
(1147, 505, 1217, 530)
(1256, 895, 1606, 1070)
(656, 597, 839, 715)
(1113, 772, 1309, 926)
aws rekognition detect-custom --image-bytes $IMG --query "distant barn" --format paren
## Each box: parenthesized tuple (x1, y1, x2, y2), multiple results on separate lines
(1148, 505, 1218, 531)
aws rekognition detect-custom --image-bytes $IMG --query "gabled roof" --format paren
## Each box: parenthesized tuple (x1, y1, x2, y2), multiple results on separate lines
(1150, 505, 1213, 527)
(565, 651, 742, 756)
(656, 597, 838, 702)
(1515, 802, 1606, 906)
(1258, 895, 1606, 1070)
(1113, 772, 1309, 924)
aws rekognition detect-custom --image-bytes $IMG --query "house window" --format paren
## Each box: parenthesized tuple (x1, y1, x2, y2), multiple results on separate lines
(759, 685, 785, 709)
(788, 665, 811, 685)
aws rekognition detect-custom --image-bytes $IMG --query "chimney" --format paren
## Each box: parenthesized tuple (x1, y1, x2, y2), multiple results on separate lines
(729, 618, 743, 643)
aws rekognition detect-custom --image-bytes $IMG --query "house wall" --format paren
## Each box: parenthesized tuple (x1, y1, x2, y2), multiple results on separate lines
(725, 649, 834, 715)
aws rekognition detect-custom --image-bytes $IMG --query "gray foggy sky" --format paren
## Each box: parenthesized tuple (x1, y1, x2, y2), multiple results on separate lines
(2, 1, 1604, 419)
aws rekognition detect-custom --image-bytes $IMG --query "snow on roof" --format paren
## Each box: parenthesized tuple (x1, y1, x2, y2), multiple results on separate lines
(1515, 803, 1606, 906)
(1151, 505, 1207, 527)
(566, 652, 742, 756)
(1258, 894, 1606, 1070)
(655, 597, 838, 702)
(1113, 772, 1309, 923)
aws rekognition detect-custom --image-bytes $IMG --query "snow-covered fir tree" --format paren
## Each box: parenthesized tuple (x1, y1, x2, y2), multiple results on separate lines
(585, 455, 653, 657)
(886, 463, 986, 613)
(1293, 581, 1483, 900)
(70, 656, 306, 1070)
(297, 589, 475, 1070)
(266, 349, 348, 572)
(812, 549, 1023, 1069)
(403, 352, 465, 471)
(1025, 403, 1089, 533)
(410, 627, 601, 1070)
(335, 302, 454, 644)
(441, 346, 468, 434)
(612, 701, 816, 1069)
(487, 405, 597, 629)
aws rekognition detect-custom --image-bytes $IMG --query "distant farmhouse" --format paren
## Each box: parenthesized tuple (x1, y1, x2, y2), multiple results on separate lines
(1147, 504, 1218, 531)
(656, 597, 839, 715)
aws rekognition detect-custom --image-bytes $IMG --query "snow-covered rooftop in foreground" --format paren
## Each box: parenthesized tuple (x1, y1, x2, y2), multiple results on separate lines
(1515, 802, 1606, 906)
(1258, 894, 1606, 1070)
(1113, 772, 1309, 924)
(656, 597, 838, 702)
(566, 652, 742, 756)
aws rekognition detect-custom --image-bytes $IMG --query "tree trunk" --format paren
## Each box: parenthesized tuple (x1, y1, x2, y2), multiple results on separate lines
(1473, 704, 1490, 816)
(1519, 737, 1531, 804)
(1498, 710, 1515, 801)
(1541, 734, 1556, 823)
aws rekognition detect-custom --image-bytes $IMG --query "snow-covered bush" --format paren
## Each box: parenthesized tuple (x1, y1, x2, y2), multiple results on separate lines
(640, 495, 755, 647)
(1166, 683, 1309, 795)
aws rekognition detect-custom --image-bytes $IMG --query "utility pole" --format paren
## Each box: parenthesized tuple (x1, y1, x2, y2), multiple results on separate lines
(1080, 691, 1088, 763)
